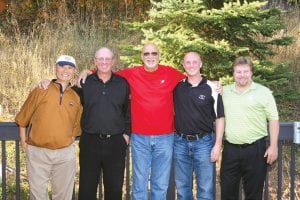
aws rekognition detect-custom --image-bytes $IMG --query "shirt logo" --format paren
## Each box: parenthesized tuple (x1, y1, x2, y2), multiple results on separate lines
(161, 80, 165, 84)
(198, 95, 206, 100)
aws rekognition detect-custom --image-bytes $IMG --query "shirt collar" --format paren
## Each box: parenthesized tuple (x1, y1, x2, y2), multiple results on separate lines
(51, 79, 72, 91)
(91, 72, 117, 83)
(183, 76, 207, 87)
(231, 81, 257, 93)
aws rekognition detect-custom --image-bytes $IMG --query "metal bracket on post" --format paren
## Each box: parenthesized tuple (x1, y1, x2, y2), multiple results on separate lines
(293, 121, 300, 144)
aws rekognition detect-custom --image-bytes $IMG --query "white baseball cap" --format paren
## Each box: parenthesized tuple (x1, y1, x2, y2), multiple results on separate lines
(56, 55, 76, 68)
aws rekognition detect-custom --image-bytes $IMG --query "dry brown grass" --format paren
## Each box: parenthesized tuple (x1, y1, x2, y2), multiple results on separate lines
(0, 15, 124, 121)
(272, 10, 300, 80)
(269, 10, 300, 121)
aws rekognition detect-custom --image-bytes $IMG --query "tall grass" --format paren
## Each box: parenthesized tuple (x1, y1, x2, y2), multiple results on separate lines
(270, 10, 300, 120)
(273, 10, 300, 83)
(0, 13, 125, 121)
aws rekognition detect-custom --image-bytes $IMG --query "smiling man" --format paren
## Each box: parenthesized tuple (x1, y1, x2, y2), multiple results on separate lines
(116, 43, 185, 200)
(75, 47, 131, 200)
(221, 56, 279, 200)
(15, 55, 82, 200)
(173, 52, 224, 200)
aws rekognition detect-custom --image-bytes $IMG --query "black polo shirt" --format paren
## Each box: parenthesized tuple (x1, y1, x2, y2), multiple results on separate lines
(173, 77, 224, 135)
(74, 73, 131, 136)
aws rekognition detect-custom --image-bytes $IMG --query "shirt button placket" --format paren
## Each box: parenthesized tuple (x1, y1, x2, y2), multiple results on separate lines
(102, 84, 106, 95)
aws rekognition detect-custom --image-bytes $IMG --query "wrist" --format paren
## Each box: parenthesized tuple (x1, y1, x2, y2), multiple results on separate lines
(269, 144, 278, 149)
(214, 139, 223, 146)
(213, 143, 222, 149)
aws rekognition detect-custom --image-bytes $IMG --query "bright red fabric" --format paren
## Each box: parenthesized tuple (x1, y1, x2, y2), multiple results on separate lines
(117, 65, 185, 135)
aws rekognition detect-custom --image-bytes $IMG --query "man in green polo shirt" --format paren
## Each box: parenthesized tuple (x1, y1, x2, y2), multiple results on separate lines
(220, 56, 279, 200)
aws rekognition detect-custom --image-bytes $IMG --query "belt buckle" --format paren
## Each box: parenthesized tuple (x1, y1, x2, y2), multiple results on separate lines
(99, 134, 111, 139)
(239, 144, 248, 148)
(186, 135, 196, 141)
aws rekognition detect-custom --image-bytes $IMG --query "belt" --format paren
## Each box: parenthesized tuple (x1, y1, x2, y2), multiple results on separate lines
(225, 137, 266, 148)
(176, 132, 208, 141)
(84, 132, 122, 140)
(98, 134, 112, 139)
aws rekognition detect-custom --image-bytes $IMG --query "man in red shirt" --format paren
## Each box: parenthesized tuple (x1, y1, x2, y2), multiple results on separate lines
(78, 43, 185, 200)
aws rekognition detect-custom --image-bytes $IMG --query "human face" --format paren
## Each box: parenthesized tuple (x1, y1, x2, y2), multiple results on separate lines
(182, 52, 202, 77)
(55, 65, 76, 84)
(141, 44, 160, 71)
(94, 48, 115, 74)
(233, 64, 253, 88)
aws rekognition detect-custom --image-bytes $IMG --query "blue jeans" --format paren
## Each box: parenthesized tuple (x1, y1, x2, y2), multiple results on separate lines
(131, 133, 174, 200)
(173, 133, 214, 200)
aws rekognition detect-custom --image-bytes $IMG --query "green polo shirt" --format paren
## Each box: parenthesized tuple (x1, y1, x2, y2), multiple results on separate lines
(222, 82, 279, 144)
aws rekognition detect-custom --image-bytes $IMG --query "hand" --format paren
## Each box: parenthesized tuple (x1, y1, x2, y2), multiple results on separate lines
(213, 81, 223, 94)
(20, 140, 27, 151)
(210, 143, 221, 162)
(76, 69, 92, 88)
(38, 79, 51, 90)
(123, 134, 130, 145)
(264, 145, 278, 164)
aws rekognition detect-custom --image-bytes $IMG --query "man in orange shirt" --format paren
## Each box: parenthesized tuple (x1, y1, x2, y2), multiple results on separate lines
(16, 55, 82, 200)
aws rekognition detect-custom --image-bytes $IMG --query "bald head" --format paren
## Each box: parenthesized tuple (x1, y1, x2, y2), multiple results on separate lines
(182, 51, 202, 77)
(94, 47, 115, 75)
(95, 47, 114, 59)
(142, 43, 159, 54)
(183, 52, 202, 63)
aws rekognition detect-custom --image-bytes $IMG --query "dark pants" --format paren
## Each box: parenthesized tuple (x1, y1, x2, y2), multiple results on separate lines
(220, 138, 267, 200)
(78, 133, 128, 200)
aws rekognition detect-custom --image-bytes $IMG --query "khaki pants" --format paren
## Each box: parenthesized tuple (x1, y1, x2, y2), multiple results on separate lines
(26, 143, 76, 200)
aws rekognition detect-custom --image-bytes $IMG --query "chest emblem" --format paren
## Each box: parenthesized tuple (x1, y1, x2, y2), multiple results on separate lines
(198, 95, 206, 100)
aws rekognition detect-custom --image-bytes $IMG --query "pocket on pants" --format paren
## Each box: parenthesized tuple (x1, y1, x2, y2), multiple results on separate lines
(120, 135, 129, 148)
(201, 133, 213, 142)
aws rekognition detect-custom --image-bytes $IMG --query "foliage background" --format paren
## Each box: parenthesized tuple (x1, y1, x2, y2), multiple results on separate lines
(0, 0, 299, 122)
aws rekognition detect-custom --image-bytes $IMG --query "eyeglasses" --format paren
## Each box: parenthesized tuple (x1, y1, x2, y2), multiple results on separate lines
(143, 52, 158, 57)
(95, 57, 113, 62)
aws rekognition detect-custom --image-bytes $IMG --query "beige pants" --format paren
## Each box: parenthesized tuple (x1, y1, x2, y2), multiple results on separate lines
(25, 143, 76, 200)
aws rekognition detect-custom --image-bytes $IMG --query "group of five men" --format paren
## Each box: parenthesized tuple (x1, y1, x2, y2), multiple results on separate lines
(16, 43, 279, 200)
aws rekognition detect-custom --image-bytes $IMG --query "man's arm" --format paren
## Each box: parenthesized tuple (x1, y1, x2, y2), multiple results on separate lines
(122, 84, 131, 145)
(211, 117, 225, 162)
(264, 120, 279, 164)
(19, 127, 27, 150)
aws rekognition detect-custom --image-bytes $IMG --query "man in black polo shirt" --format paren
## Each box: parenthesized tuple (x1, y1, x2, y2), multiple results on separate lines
(173, 51, 225, 200)
(75, 47, 130, 200)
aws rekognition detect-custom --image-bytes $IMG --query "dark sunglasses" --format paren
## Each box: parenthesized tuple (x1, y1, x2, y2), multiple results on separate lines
(143, 52, 158, 56)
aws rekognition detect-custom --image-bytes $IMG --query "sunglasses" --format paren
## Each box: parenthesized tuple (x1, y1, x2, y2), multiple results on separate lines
(143, 52, 158, 56)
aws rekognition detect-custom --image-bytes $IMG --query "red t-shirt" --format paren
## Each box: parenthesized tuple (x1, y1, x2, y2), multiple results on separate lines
(116, 65, 185, 135)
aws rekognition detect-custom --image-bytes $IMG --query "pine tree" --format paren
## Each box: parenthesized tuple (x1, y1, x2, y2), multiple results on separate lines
(121, 0, 296, 104)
